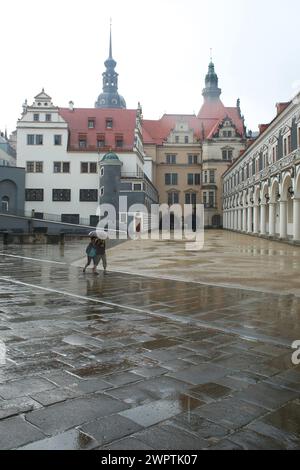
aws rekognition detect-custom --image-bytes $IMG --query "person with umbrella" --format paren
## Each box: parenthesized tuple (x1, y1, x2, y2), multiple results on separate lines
(83, 231, 108, 275)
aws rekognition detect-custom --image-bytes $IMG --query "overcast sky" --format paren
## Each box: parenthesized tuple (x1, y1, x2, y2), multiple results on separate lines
(1, 0, 300, 135)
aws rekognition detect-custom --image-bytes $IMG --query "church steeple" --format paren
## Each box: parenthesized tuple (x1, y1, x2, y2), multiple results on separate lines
(95, 23, 126, 109)
(202, 60, 222, 102)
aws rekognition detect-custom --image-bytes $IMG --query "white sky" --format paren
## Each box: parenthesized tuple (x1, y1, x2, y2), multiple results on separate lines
(1, 0, 300, 134)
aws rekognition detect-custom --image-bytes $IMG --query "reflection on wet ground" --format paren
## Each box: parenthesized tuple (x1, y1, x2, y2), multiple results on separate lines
(0, 235, 300, 450)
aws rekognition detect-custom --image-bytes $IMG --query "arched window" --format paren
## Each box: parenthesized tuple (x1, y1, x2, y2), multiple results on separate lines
(1, 196, 9, 212)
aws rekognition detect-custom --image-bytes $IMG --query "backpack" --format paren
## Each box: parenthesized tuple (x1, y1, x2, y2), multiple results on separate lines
(88, 247, 97, 258)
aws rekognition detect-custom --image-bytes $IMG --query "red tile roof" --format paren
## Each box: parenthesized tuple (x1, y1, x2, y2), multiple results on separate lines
(142, 99, 245, 144)
(59, 108, 138, 151)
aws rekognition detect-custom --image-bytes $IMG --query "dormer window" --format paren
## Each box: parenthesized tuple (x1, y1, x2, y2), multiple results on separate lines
(33, 114, 39, 122)
(106, 118, 113, 129)
(88, 119, 95, 129)
(45, 114, 51, 122)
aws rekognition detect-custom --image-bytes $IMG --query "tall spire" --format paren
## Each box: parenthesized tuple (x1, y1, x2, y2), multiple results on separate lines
(202, 58, 222, 102)
(95, 22, 126, 109)
(109, 18, 112, 59)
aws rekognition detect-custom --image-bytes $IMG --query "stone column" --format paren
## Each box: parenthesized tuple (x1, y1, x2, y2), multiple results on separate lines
(239, 208, 243, 231)
(247, 206, 253, 233)
(279, 201, 287, 239)
(243, 208, 247, 232)
(253, 205, 259, 234)
(260, 204, 266, 235)
(269, 203, 276, 237)
(293, 198, 300, 241)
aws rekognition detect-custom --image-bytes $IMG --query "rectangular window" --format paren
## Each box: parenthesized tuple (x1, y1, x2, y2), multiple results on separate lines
(195, 174, 201, 185)
(90, 162, 97, 173)
(166, 154, 176, 164)
(79, 139, 87, 148)
(203, 171, 208, 184)
(185, 193, 196, 204)
(62, 162, 70, 173)
(80, 189, 98, 202)
(88, 119, 95, 129)
(165, 174, 171, 185)
(133, 183, 142, 191)
(90, 215, 100, 226)
(168, 192, 179, 205)
(27, 135, 35, 145)
(288, 134, 291, 154)
(25, 189, 44, 201)
(115, 137, 124, 148)
(61, 214, 79, 224)
(54, 135, 62, 146)
(81, 162, 88, 173)
(36, 135, 43, 145)
(209, 170, 215, 183)
(33, 114, 39, 121)
(54, 162, 62, 173)
(185, 136, 189, 144)
(97, 137, 105, 148)
(175, 136, 179, 144)
(187, 174, 194, 185)
(188, 155, 198, 165)
(46, 114, 51, 122)
(106, 119, 113, 129)
(26, 162, 35, 173)
(53, 189, 71, 202)
(35, 162, 43, 173)
(209, 191, 215, 207)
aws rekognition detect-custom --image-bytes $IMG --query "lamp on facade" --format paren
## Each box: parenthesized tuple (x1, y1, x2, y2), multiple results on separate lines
(288, 186, 295, 197)
(265, 194, 270, 202)
(250, 198, 254, 204)
(276, 193, 281, 201)
(258, 198, 261, 204)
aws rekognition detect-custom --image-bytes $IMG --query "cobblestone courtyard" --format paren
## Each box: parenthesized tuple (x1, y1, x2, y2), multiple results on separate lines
(0, 231, 300, 450)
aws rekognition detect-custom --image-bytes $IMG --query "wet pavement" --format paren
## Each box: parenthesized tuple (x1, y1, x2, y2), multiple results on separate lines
(0, 231, 300, 450)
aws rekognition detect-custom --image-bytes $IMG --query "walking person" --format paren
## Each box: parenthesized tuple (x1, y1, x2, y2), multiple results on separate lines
(83, 237, 97, 273)
(94, 238, 108, 274)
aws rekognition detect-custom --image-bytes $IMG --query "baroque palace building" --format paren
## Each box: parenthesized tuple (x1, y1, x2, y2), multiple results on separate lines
(222, 95, 300, 242)
(143, 61, 247, 227)
(14, 29, 248, 231)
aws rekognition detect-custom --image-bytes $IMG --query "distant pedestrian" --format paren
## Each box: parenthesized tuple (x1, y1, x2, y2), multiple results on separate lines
(94, 238, 107, 274)
(83, 237, 97, 273)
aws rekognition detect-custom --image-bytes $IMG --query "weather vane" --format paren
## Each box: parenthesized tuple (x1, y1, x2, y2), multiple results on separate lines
(210, 48, 213, 62)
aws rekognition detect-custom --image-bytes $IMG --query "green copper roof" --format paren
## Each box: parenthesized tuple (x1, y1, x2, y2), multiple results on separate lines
(101, 151, 120, 162)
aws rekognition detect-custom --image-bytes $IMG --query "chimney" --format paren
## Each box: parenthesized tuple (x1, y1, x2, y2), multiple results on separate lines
(259, 124, 269, 135)
(69, 101, 74, 111)
(276, 102, 290, 116)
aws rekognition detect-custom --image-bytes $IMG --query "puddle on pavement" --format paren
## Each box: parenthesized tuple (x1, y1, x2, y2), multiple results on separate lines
(19, 429, 96, 450)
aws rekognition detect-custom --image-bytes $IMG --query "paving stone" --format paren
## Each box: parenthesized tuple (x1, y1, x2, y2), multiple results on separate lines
(0, 396, 42, 420)
(229, 429, 292, 450)
(0, 377, 56, 400)
(18, 429, 97, 450)
(0, 416, 46, 450)
(80, 414, 143, 446)
(168, 364, 231, 385)
(261, 401, 300, 437)
(120, 398, 189, 427)
(135, 424, 207, 450)
(26, 395, 129, 434)
(30, 387, 81, 406)
(193, 397, 267, 429)
(101, 437, 154, 450)
(247, 420, 300, 449)
(234, 382, 299, 411)
(168, 413, 230, 441)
